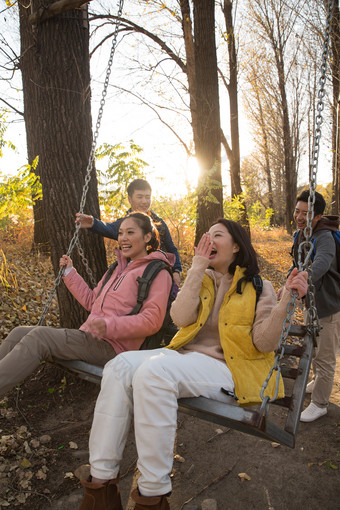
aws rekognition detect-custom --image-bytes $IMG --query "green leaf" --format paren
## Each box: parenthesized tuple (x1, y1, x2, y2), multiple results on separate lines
(326, 461, 338, 470)
(95, 140, 148, 217)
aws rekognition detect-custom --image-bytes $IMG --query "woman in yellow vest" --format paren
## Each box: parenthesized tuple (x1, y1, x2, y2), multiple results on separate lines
(78, 219, 307, 510)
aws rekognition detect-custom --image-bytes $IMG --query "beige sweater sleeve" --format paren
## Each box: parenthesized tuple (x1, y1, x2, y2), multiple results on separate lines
(170, 255, 210, 327)
(252, 282, 292, 352)
(171, 258, 296, 353)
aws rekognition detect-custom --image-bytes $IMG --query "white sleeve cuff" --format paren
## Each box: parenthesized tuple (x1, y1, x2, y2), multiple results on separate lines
(63, 267, 73, 276)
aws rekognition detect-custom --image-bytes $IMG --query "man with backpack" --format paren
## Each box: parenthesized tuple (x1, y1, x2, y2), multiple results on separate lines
(291, 190, 340, 422)
(75, 178, 182, 287)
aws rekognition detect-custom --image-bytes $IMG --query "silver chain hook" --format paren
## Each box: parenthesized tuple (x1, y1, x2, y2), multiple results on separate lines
(39, 0, 124, 326)
(260, 0, 334, 409)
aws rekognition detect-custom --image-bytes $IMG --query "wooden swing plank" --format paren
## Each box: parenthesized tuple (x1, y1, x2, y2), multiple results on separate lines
(57, 360, 295, 447)
(55, 325, 312, 449)
(283, 331, 313, 436)
(178, 397, 296, 448)
(56, 359, 103, 385)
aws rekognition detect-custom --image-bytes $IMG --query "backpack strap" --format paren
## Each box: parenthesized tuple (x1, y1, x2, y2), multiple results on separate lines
(128, 259, 173, 316)
(236, 274, 263, 306)
(290, 230, 299, 257)
(96, 261, 118, 298)
(333, 231, 340, 274)
(252, 274, 263, 305)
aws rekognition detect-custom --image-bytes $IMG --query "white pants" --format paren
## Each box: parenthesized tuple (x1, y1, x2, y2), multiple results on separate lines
(89, 349, 235, 496)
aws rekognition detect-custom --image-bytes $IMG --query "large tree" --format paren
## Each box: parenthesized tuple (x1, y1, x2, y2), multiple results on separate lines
(91, 0, 246, 239)
(19, 0, 107, 328)
(192, 0, 223, 240)
(330, 0, 340, 214)
(220, 0, 250, 233)
(247, 0, 304, 231)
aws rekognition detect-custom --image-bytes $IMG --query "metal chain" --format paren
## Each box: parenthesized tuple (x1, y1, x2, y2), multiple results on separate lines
(39, 0, 124, 325)
(260, 0, 334, 410)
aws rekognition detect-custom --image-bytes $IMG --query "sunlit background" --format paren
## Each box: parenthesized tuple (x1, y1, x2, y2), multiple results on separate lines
(0, 1, 333, 200)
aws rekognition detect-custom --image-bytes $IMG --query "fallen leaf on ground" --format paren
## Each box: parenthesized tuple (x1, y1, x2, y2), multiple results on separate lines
(20, 457, 31, 468)
(238, 472, 251, 481)
(174, 454, 185, 463)
(36, 469, 47, 480)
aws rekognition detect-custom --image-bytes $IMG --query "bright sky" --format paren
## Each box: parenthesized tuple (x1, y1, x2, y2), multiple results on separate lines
(0, 0, 333, 199)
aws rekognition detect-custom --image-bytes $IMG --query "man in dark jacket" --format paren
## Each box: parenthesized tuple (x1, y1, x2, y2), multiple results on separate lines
(291, 190, 340, 422)
(76, 179, 182, 287)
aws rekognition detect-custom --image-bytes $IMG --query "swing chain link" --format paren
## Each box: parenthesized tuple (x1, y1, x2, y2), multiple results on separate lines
(304, 0, 334, 337)
(309, 0, 334, 196)
(78, 0, 124, 217)
(260, 0, 334, 409)
(39, 0, 124, 326)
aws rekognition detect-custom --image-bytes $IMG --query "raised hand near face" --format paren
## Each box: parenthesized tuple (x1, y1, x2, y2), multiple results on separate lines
(194, 233, 213, 260)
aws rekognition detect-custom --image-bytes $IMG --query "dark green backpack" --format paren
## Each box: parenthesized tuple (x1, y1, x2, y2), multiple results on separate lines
(98, 259, 178, 350)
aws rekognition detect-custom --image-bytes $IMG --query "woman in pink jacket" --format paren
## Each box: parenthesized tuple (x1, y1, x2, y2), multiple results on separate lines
(0, 212, 174, 399)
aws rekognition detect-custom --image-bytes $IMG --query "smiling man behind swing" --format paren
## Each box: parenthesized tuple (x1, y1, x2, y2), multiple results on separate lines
(290, 190, 340, 422)
(76, 178, 182, 288)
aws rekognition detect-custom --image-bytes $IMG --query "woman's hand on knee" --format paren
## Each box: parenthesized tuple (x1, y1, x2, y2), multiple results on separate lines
(88, 319, 107, 339)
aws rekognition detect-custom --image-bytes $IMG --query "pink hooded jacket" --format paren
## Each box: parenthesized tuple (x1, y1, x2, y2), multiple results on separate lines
(63, 249, 175, 354)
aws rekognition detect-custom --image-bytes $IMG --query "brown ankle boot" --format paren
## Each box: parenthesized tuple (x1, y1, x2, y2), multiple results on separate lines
(79, 476, 123, 510)
(131, 488, 170, 510)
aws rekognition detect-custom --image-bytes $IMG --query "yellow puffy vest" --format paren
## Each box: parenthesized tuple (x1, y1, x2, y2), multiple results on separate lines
(167, 266, 284, 404)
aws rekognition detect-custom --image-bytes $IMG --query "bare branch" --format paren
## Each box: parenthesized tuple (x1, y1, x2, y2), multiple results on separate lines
(221, 128, 232, 160)
(110, 84, 192, 157)
(218, 66, 230, 92)
(0, 97, 24, 116)
(89, 14, 186, 73)
(29, 0, 93, 25)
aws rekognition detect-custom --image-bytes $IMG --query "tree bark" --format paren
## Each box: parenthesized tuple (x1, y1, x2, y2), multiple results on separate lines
(19, 0, 107, 328)
(257, 96, 275, 224)
(331, 0, 340, 214)
(222, 0, 250, 234)
(29, 0, 91, 25)
(179, 0, 197, 137)
(274, 45, 296, 232)
(193, 0, 223, 243)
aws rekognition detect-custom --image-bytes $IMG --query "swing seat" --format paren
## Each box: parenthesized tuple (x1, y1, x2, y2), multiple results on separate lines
(56, 324, 313, 449)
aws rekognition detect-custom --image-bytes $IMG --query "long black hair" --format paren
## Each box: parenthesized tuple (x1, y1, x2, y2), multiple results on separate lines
(122, 212, 160, 253)
(211, 218, 259, 278)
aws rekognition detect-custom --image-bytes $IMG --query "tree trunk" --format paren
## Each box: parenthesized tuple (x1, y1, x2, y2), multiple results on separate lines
(222, 0, 250, 234)
(19, 0, 107, 328)
(274, 44, 296, 233)
(32, 199, 50, 254)
(193, 0, 223, 243)
(179, 0, 197, 137)
(331, 0, 340, 215)
(260, 113, 275, 225)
